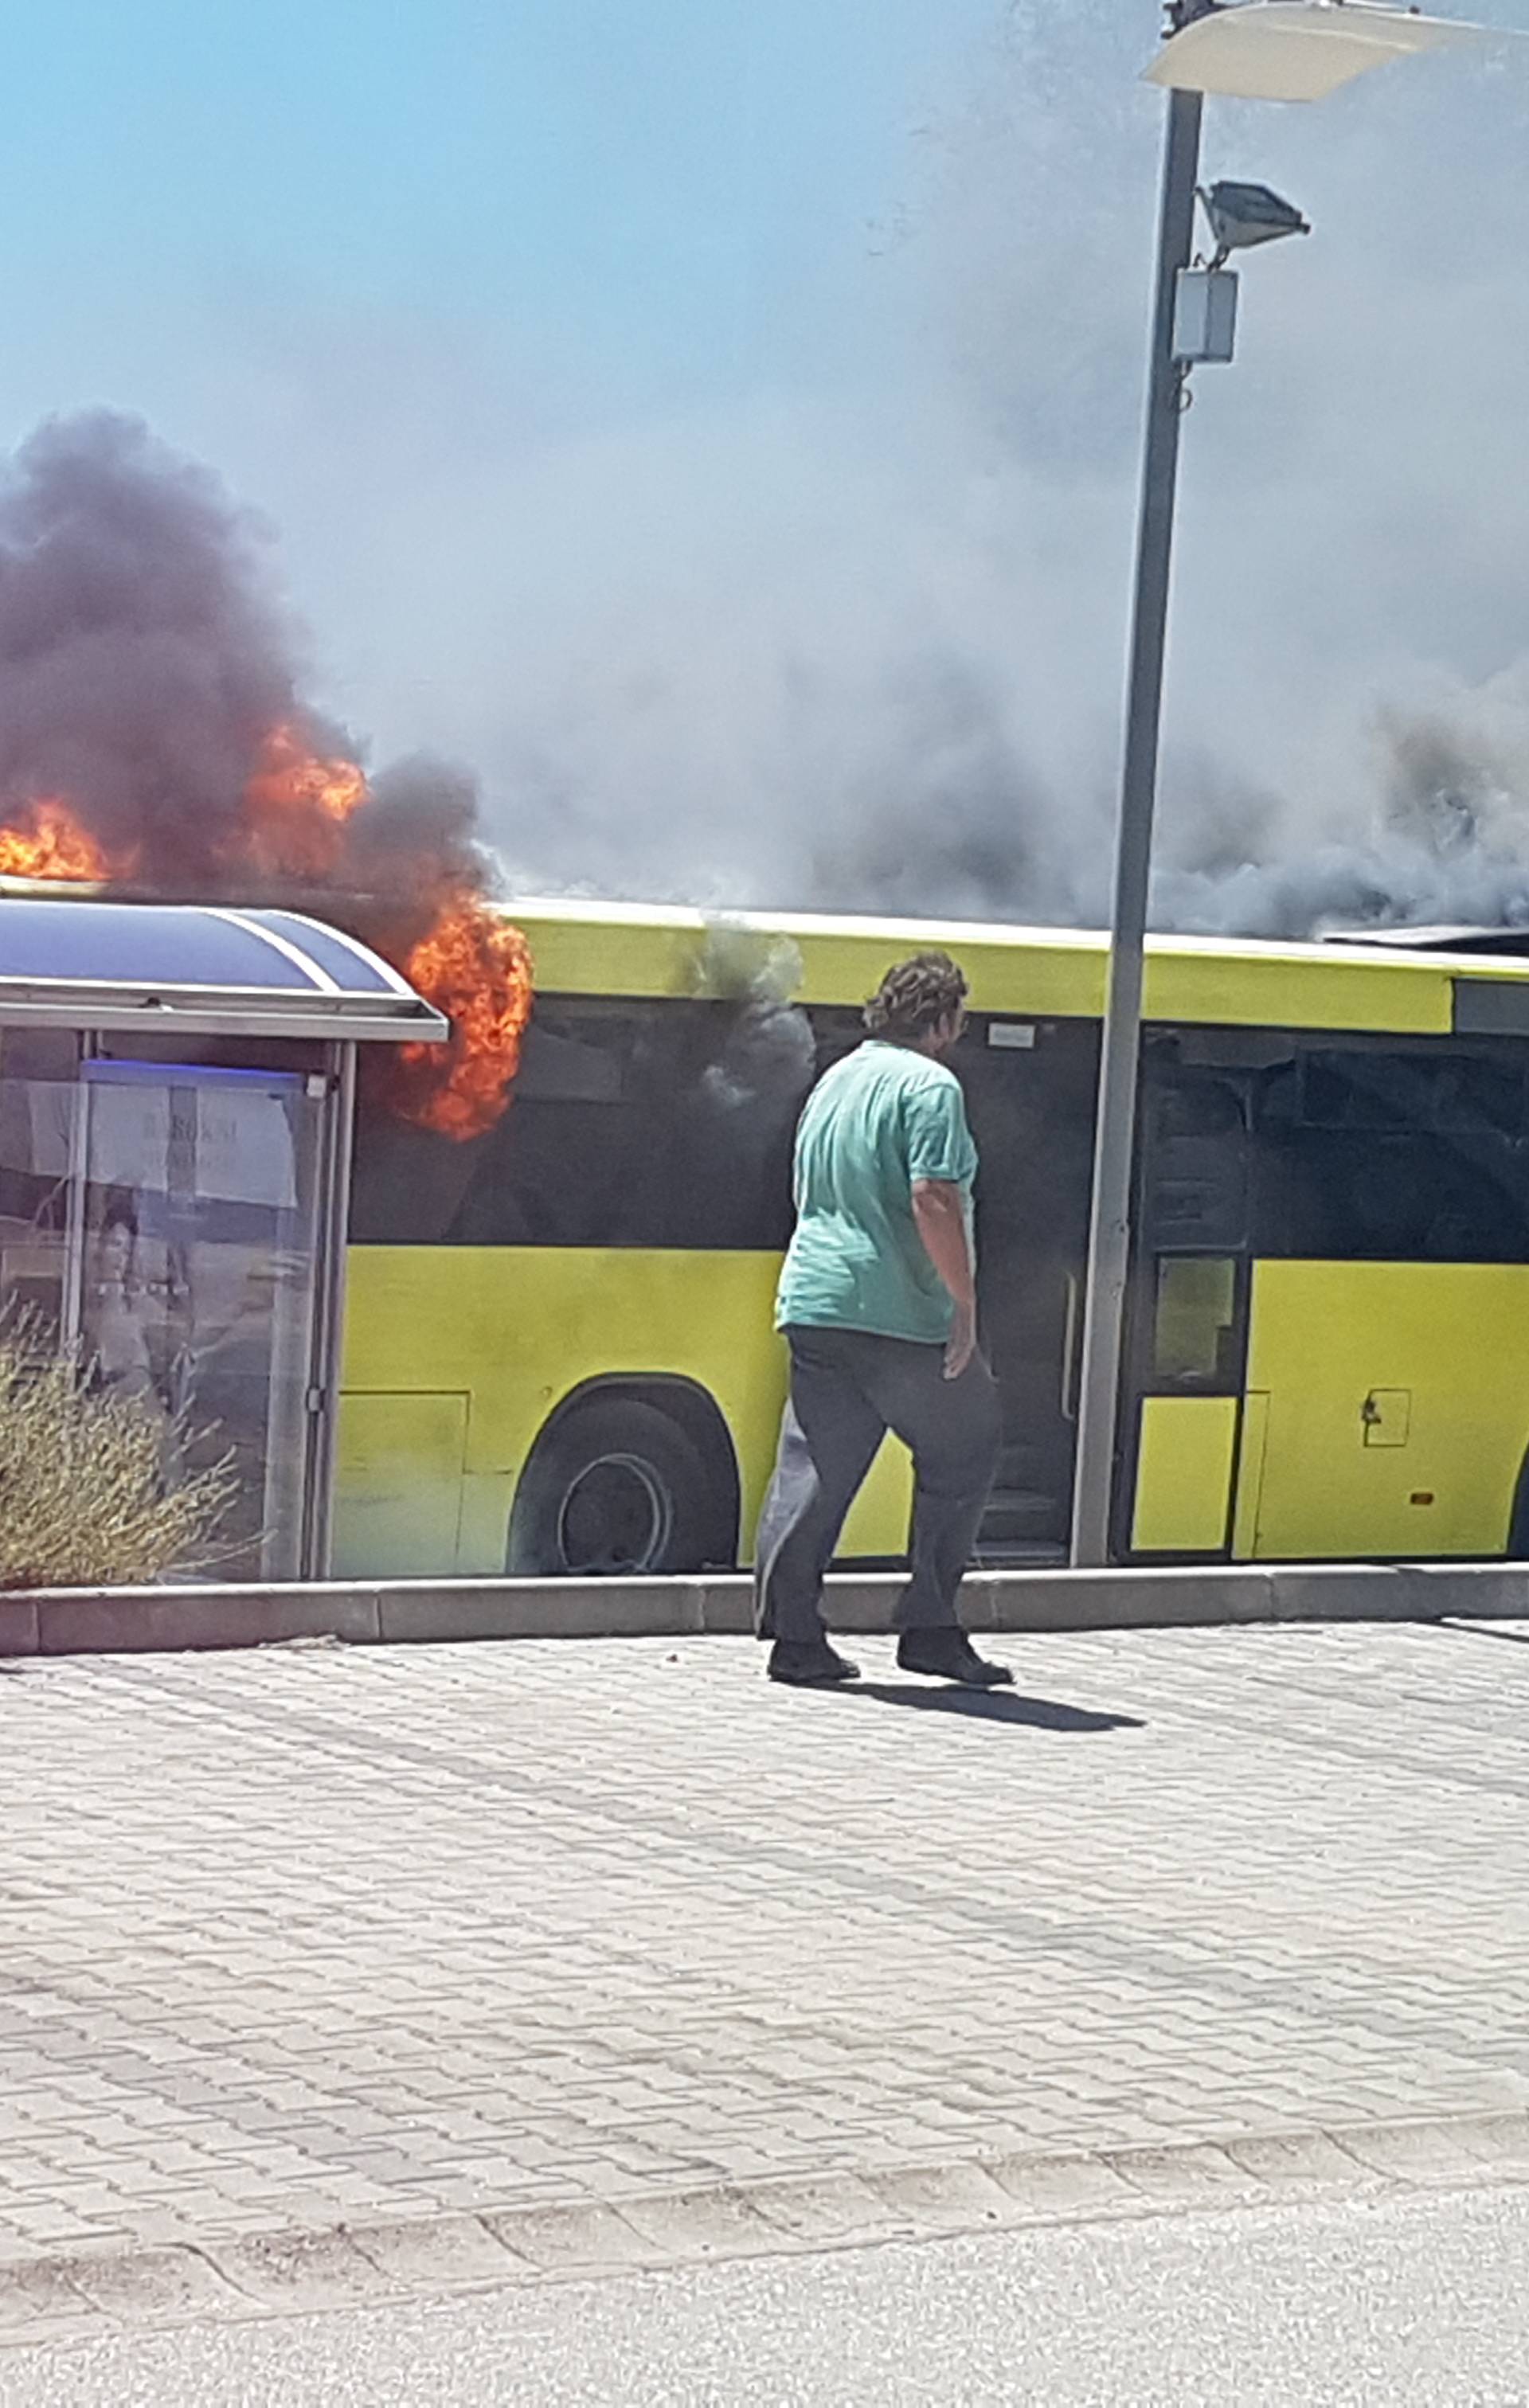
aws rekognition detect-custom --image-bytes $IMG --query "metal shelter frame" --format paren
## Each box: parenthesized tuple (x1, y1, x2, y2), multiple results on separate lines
(0, 897, 446, 1580)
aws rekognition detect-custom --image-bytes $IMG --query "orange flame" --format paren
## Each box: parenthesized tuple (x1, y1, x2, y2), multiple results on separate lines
(0, 796, 114, 883)
(0, 734, 531, 1144)
(238, 721, 367, 878)
(393, 897, 534, 1140)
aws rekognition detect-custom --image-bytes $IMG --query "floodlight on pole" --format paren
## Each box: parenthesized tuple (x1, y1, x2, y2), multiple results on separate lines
(1199, 178, 1311, 263)
(1067, 0, 1492, 1571)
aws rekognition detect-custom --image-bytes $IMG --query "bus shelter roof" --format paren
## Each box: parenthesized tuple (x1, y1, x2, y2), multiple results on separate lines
(0, 897, 448, 1044)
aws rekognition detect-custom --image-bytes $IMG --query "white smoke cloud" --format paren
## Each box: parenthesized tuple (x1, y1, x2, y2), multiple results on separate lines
(187, 0, 1529, 939)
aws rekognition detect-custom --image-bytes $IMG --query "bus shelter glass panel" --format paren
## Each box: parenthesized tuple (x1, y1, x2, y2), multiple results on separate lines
(0, 1033, 80, 1342)
(75, 1061, 324, 1581)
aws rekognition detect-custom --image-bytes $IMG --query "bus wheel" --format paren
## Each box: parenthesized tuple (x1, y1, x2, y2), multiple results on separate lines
(507, 1398, 715, 1577)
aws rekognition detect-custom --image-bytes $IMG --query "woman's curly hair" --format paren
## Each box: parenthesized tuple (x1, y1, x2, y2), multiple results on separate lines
(862, 951, 969, 1042)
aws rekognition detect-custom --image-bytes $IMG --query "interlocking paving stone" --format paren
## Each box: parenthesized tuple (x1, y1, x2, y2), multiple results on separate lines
(1, 1622, 1527, 2266)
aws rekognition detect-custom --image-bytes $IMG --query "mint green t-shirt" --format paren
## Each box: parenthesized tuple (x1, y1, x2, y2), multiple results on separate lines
(775, 1041, 978, 1344)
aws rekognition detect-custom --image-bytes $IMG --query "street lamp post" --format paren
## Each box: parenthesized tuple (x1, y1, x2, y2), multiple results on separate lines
(1067, 57, 1206, 1572)
(1069, 0, 1490, 1568)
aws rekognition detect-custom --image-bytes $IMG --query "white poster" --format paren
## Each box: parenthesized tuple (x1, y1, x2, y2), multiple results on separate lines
(84, 1078, 298, 1209)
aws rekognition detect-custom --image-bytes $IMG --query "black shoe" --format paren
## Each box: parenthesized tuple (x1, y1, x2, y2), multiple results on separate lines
(897, 1629, 1015, 1688)
(768, 1638, 861, 1687)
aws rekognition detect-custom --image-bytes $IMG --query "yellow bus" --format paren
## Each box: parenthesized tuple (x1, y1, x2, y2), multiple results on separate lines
(334, 899, 1529, 1576)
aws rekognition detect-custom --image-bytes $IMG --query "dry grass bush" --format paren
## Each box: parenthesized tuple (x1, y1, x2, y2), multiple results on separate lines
(0, 1313, 239, 1590)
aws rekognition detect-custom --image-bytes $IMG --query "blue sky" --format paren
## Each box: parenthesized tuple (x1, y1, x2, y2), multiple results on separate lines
(2, 1, 996, 416)
(0, 0, 1013, 816)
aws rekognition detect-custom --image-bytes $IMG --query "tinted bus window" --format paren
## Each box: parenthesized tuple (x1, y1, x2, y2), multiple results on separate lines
(1254, 1044, 1529, 1262)
(351, 995, 815, 1249)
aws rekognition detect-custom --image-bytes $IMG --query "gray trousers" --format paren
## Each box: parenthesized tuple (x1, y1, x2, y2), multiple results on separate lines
(754, 1326, 1003, 1644)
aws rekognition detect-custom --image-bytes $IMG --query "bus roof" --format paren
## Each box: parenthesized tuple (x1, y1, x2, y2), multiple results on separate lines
(504, 895, 1529, 1040)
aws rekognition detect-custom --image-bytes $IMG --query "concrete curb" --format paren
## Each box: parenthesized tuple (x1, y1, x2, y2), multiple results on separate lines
(3, 2112, 1528, 2349)
(0, 1559, 1526, 1658)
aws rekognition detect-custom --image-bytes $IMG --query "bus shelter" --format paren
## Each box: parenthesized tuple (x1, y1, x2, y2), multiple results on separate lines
(0, 898, 445, 1581)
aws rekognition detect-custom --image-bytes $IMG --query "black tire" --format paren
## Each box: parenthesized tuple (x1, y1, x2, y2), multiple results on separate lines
(506, 1397, 715, 1577)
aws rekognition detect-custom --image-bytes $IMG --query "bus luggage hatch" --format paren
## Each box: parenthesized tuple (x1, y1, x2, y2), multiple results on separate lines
(1131, 1394, 1239, 1552)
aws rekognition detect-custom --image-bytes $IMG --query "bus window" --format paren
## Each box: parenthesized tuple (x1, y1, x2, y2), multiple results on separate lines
(1140, 1070, 1249, 1254)
(1298, 1046, 1529, 1139)
(1152, 1257, 1239, 1390)
(1437, 1053, 1528, 1139)
(1300, 1051, 1414, 1129)
(377, 995, 814, 1253)
(1257, 1043, 1529, 1263)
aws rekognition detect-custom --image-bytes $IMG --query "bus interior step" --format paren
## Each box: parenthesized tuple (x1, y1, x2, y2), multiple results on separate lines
(971, 1539, 1069, 1569)
(980, 1486, 1066, 1541)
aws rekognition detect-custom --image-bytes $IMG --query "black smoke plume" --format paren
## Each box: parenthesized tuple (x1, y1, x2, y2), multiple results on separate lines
(0, 408, 491, 949)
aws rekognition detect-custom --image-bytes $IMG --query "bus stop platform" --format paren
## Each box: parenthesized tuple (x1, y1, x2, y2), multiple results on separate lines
(1, 1616, 1528, 2342)
(1, 1558, 1526, 1656)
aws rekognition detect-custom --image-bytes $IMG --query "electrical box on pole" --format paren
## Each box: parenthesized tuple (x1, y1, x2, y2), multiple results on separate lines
(1172, 266, 1238, 363)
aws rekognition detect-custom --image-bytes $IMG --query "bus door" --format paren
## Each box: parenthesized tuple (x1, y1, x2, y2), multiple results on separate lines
(1120, 1047, 1255, 1559)
(964, 1016, 1097, 1562)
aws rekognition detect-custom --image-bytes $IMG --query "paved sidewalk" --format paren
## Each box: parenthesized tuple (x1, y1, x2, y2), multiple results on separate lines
(1, 1620, 1527, 2265)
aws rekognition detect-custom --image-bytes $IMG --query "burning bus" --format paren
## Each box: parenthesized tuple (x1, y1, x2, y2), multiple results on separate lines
(335, 896, 1529, 1577)
(13, 791, 1529, 1575)
(10, 415, 1529, 1579)
(8, 684, 1529, 1584)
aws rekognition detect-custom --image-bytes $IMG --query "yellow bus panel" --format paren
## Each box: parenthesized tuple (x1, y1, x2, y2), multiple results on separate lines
(336, 1246, 913, 1575)
(506, 898, 1476, 1035)
(335, 1391, 468, 1577)
(838, 1433, 915, 1564)
(1132, 1395, 1240, 1553)
(1238, 1261, 1529, 1558)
